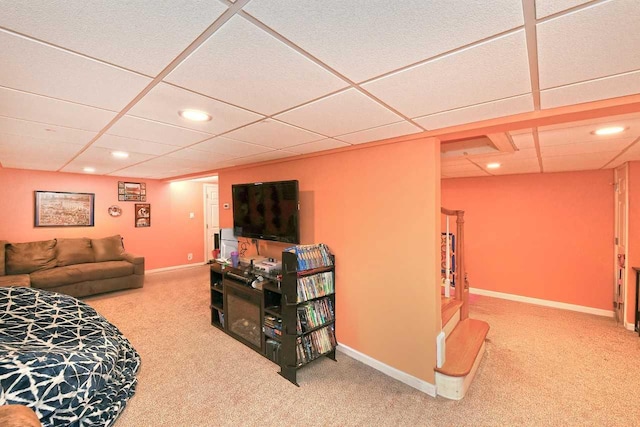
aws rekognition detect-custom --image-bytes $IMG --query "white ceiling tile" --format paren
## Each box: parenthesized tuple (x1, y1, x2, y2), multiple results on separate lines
(224, 119, 325, 149)
(190, 136, 272, 157)
(441, 157, 474, 166)
(0, 1, 227, 76)
(538, 117, 640, 146)
(276, 89, 404, 136)
(113, 156, 204, 177)
(61, 146, 155, 175)
(474, 148, 539, 162)
(489, 158, 541, 175)
(0, 133, 81, 171)
(0, 116, 96, 145)
(244, 0, 524, 82)
(166, 15, 347, 115)
(535, 0, 592, 18)
(287, 138, 351, 155)
(541, 137, 634, 156)
(364, 31, 531, 119)
(542, 151, 619, 172)
(108, 116, 212, 147)
(0, 87, 116, 131)
(335, 121, 422, 145)
(608, 149, 640, 168)
(128, 83, 264, 134)
(0, 30, 151, 111)
(511, 132, 536, 149)
(166, 148, 234, 166)
(94, 134, 178, 156)
(414, 95, 534, 130)
(537, 0, 640, 89)
(539, 112, 640, 132)
(540, 70, 640, 109)
(235, 150, 298, 164)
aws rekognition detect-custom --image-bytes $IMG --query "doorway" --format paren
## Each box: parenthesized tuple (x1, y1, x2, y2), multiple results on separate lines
(614, 164, 628, 325)
(204, 183, 220, 262)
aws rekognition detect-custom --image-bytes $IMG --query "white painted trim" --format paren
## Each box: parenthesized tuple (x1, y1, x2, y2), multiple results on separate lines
(336, 343, 437, 397)
(146, 262, 206, 274)
(469, 287, 614, 317)
(625, 322, 635, 332)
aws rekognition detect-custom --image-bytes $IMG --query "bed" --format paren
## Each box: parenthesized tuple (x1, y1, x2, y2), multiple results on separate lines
(0, 287, 140, 426)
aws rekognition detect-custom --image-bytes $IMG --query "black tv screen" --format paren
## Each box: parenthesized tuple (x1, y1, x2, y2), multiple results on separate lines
(232, 180, 300, 244)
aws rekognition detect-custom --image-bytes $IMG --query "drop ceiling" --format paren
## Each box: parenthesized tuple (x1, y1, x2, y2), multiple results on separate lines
(0, 0, 638, 180)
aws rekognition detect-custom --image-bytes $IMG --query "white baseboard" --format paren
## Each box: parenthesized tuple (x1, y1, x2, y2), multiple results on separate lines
(625, 322, 636, 332)
(337, 343, 437, 397)
(470, 287, 614, 318)
(146, 262, 206, 274)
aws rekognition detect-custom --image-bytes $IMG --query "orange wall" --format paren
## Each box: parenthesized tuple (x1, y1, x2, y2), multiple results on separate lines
(442, 170, 614, 310)
(219, 137, 442, 383)
(0, 168, 205, 270)
(626, 161, 640, 325)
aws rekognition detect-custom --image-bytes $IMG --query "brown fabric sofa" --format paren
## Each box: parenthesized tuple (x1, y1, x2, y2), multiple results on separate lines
(0, 235, 144, 297)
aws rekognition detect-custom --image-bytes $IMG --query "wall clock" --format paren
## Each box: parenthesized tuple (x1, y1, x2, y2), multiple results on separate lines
(108, 205, 122, 217)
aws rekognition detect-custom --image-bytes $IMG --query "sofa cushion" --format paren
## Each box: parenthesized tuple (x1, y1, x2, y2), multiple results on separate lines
(30, 261, 134, 289)
(57, 237, 95, 266)
(92, 235, 124, 262)
(0, 274, 30, 287)
(6, 240, 57, 275)
(0, 240, 7, 276)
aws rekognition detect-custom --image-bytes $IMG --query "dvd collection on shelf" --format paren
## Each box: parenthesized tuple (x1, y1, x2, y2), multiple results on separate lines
(295, 325, 337, 366)
(297, 298, 334, 333)
(296, 271, 334, 302)
(285, 243, 333, 271)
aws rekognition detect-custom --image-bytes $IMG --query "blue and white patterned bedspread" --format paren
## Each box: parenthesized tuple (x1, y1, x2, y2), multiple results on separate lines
(0, 287, 140, 426)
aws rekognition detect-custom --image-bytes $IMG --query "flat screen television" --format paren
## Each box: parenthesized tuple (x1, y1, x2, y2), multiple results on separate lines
(232, 180, 300, 244)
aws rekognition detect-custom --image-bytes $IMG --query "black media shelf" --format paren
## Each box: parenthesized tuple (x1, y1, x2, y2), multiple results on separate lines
(208, 244, 336, 387)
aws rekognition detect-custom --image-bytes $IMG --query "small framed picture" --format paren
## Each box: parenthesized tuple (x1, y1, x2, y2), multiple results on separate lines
(135, 203, 150, 227)
(119, 181, 147, 202)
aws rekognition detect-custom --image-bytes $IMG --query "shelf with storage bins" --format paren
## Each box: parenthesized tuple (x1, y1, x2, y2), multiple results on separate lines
(210, 262, 225, 330)
(279, 244, 336, 386)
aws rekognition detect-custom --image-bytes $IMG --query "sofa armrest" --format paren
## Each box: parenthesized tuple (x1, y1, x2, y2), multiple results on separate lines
(0, 405, 41, 427)
(122, 252, 145, 275)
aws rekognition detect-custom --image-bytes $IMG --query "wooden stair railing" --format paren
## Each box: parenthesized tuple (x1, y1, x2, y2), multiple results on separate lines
(441, 208, 468, 320)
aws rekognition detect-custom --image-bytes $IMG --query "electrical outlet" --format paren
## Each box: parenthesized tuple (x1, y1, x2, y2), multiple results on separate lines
(187, 253, 193, 261)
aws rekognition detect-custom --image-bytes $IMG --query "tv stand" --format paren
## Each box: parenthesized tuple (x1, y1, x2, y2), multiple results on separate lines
(209, 244, 336, 386)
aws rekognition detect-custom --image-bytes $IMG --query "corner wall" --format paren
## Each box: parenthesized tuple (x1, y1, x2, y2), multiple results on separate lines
(218, 137, 442, 384)
(626, 161, 640, 325)
(441, 170, 614, 311)
(0, 168, 205, 270)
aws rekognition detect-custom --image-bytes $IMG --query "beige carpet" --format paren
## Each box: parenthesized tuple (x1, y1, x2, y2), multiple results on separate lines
(85, 266, 640, 426)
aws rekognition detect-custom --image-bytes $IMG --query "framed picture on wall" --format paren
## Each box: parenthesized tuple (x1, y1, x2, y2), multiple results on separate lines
(34, 191, 95, 227)
(118, 181, 146, 202)
(135, 203, 150, 227)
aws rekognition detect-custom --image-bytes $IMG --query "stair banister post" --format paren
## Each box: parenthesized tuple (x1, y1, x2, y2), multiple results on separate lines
(456, 210, 468, 320)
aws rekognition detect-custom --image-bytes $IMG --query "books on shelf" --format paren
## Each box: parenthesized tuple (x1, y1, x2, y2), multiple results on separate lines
(296, 271, 334, 303)
(295, 324, 336, 366)
(297, 297, 335, 333)
(284, 243, 333, 271)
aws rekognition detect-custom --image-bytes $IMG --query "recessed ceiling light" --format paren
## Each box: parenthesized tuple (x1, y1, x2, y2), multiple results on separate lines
(178, 109, 212, 122)
(486, 162, 501, 169)
(593, 126, 626, 136)
(83, 167, 96, 173)
(111, 151, 129, 158)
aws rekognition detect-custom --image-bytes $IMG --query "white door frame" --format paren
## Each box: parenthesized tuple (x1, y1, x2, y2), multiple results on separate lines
(613, 163, 629, 326)
(203, 183, 220, 262)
